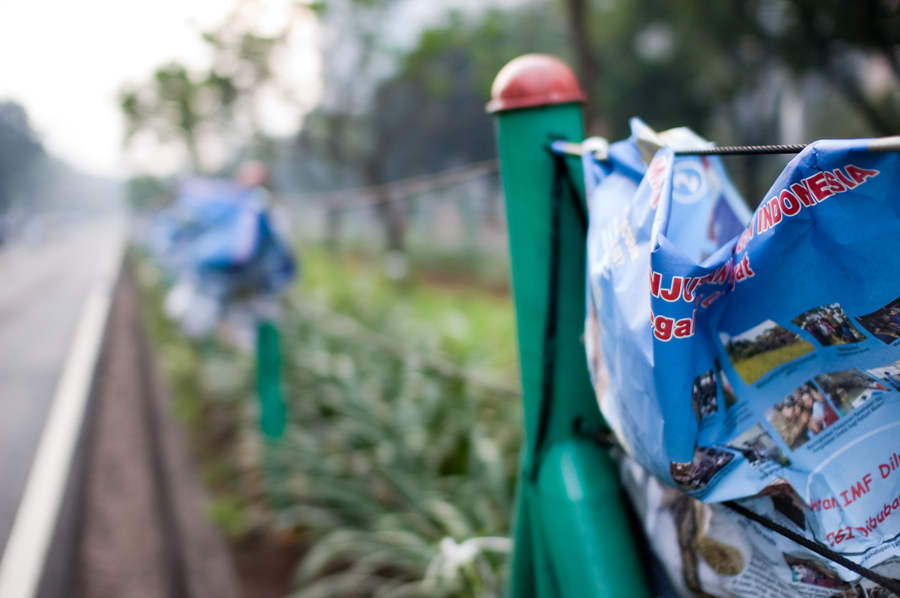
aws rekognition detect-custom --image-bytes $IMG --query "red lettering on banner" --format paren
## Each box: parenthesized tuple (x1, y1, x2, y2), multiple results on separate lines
(824, 171, 845, 193)
(733, 254, 755, 283)
(846, 164, 880, 184)
(791, 182, 817, 207)
(767, 197, 783, 225)
(834, 168, 857, 189)
(654, 315, 674, 341)
(734, 163, 877, 246)
(805, 172, 834, 202)
(757, 203, 772, 234)
(701, 290, 724, 308)
(710, 262, 730, 285)
(682, 278, 700, 302)
(779, 189, 801, 216)
(650, 270, 661, 298)
(660, 276, 683, 302)
(673, 312, 695, 339)
(647, 156, 668, 208)
(735, 226, 753, 252)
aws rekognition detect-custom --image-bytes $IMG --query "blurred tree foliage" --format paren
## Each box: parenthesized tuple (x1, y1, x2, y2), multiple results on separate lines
(126, 175, 173, 210)
(293, 1, 570, 249)
(297, 0, 900, 213)
(119, 3, 290, 173)
(370, 8, 569, 182)
(119, 0, 900, 205)
(297, 2, 569, 189)
(553, 0, 900, 203)
(575, 0, 900, 140)
(0, 101, 45, 212)
(292, 0, 409, 249)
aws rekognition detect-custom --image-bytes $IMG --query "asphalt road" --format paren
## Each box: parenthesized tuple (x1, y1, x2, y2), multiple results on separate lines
(0, 219, 124, 559)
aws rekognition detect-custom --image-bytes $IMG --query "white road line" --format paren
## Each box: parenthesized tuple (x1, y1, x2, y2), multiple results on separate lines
(0, 228, 123, 598)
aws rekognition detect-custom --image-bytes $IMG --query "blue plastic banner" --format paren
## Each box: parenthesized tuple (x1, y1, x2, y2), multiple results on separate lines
(585, 120, 900, 576)
(154, 177, 295, 299)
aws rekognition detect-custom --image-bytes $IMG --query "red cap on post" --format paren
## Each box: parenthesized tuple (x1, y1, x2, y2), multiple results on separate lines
(486, 54, 586, 113)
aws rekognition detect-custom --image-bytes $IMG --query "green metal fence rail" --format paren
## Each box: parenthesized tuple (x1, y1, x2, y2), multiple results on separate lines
(488, 54, 651, 598)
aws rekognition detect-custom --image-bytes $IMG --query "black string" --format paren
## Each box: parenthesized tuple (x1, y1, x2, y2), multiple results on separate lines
(530, 151, 589, 483)
(724, 501, 900, 595)
(572, 416, 617, 447)
(580, 419, 900, 592)
(580, 421, 900, 592)
(577, 384, 900, 591)
(530, 156, 564, 483)
(557, 154, 589, 232)
(674, 144, 808, 156)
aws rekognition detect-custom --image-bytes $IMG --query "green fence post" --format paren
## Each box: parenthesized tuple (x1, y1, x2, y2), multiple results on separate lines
(257, 320, 286, 439)
(257, 319, 286, 506)
(488, 54, 651, 598)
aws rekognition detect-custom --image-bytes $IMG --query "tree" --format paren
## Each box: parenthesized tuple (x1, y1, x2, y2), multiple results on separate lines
(293, 3, 570, 250)
(291, 0, 407, 249)
(563, 0, 603, 134)
(569, 0, 900, 140)
(119, 0, 311, 174)
(120, 63, 213, 171)
(371, 7, 569, 181)
(0, 101, 45, 212)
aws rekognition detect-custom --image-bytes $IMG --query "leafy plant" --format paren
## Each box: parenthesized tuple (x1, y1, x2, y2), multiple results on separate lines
(135, 246, 522, 597)
(268, 296, 520, 597)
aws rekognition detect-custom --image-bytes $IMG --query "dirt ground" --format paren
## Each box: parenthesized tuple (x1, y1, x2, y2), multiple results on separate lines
(75, 270, 300, 598)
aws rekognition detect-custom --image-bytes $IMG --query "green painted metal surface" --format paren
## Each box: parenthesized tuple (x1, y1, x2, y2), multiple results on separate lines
(257, 320, 286, 439)
(493, 102, 651, 597)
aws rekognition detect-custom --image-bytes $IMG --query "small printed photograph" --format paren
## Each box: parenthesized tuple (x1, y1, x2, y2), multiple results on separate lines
(861, 557, 900, 598)
(727, 423, 791, 468)
(719, 320, 815, 385)
(770, 492, 807, 530)
(792, 303, 866, 346)
(828, 588, 866, 598)
(715, 359, 738, 409)
(757, 480, 808, 528)
(691, 369, 718, 421)
(813, 369, 888, 416)
(866, 358, 900, 391)
(765, 382, 839, 451)
(854, 296, 900, 344)
(862, 585, 897, 598)
(670, 446, 735, 492)
(783, 554, 845, 589)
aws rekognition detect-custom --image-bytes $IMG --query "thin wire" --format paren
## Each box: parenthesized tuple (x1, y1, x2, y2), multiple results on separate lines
(674, 144, 808, 156)
(723, 501, 900, 594)
(577, 425, 900, 591)
(278, 160, 498, 209)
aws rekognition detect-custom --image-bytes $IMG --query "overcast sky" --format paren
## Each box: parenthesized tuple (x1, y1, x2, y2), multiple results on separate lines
(0, 0, 252, 177)
(0, 0, 530, 179)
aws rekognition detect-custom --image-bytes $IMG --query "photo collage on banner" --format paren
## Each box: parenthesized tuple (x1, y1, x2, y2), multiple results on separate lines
(681, 296, 900, 491)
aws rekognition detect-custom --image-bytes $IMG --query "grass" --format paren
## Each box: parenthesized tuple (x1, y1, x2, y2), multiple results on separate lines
(732, 341, 815, 384)
(297, 245, 519, 388)
(133, 243, 522, 598)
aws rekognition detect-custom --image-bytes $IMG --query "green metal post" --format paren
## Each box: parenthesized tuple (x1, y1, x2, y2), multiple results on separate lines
(257, 319, 287, 507)
(257, 320, 286, 439)
(488, 54, 651, 598)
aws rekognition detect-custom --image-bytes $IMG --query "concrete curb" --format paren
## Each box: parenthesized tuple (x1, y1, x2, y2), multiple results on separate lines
(133, 270, 242, 598)
(76, 265, 241, 598)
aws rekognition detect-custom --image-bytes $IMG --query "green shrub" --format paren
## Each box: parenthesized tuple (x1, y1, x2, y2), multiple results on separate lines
(135, 246, 522, 597)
